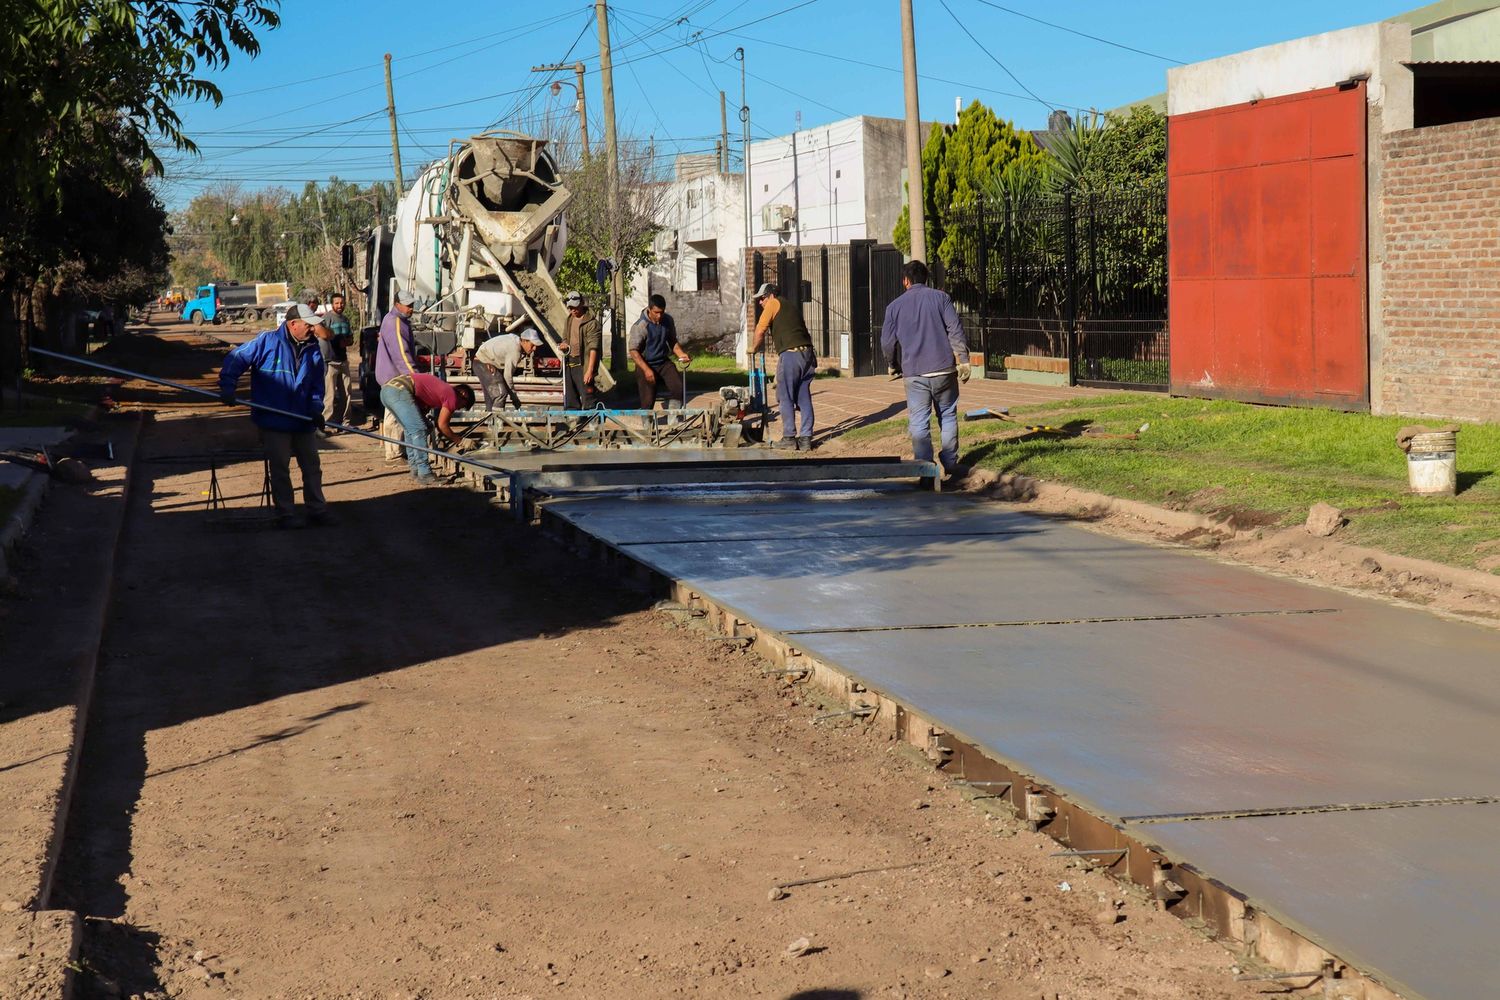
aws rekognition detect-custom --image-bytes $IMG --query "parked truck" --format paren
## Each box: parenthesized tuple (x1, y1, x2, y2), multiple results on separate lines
(357, 131, 572, 406)
(180, 281, 291, 326)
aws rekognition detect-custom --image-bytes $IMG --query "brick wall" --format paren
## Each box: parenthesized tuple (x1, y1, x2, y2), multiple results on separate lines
(1381, 118, 1500, 422)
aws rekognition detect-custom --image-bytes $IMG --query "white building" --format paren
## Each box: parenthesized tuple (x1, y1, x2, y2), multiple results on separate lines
(747, 115, 917, 249)
(629, 115, 929, 358)
(627, 154, 747, 352)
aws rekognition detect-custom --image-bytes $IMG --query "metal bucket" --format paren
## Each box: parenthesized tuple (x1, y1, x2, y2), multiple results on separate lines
(1407, 431, 1457, 496)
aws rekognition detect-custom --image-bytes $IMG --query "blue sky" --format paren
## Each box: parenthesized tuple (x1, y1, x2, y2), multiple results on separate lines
(161, 0, 1415, 208)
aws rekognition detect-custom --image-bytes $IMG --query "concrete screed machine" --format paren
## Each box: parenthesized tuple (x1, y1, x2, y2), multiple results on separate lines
(359, 131, 753, 451)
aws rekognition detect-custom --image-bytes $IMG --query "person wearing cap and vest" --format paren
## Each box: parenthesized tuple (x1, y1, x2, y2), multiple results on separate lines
(560, 291, 603, 408)
(375, 290, 421, 460)
(379, 373, 476, 485)
(376, 289, 420, 386)
(218, 303, 334, 528)
(880, 259, 971, 483)
(628, 294, 692, 410)
(750, 281, 817, 450)
(473, 326, 542, 410)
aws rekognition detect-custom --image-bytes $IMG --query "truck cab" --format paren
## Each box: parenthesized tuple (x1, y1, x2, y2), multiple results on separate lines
(181, 284, 218, 326)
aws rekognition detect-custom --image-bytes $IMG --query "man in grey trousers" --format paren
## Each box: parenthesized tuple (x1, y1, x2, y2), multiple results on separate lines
(879, 260, 971, 481)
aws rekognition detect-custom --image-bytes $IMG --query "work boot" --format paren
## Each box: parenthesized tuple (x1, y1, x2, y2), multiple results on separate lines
(797, 435, 813, 452)
(275, 513, 306, 529)
(309, 509, 339, 527)
(772, 437, 798, 450)
(413, 472, 439, 485)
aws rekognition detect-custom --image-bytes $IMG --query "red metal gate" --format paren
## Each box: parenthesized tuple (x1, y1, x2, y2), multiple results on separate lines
(1168, 83, 1368, 408)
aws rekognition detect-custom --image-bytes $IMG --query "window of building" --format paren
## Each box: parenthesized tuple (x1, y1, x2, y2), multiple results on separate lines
(696, 257, 720, 292)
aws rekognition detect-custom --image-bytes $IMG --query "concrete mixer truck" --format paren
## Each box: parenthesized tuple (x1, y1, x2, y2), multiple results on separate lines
(357, 131, 575, 407)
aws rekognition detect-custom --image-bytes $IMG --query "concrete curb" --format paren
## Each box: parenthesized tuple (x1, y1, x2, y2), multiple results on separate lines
(1025, 477, 1500, 603)
(34, 413, 145, 915)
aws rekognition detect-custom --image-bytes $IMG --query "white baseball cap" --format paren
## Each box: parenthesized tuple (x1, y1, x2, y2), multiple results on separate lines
(395, 289, 416, 306)
(564, 291, 584, 307)
(519, 328, 543, 344)
(291, 303, 325, 325)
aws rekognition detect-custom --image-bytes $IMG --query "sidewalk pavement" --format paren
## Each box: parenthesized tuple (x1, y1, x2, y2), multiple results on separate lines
(685, 373, 1108, 440)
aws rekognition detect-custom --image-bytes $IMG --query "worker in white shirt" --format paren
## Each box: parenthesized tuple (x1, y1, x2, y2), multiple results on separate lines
(473, 327, 542, 410)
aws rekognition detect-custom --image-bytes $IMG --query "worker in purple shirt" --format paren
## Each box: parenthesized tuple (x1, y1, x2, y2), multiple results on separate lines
(879, 259, 971, 483)
(375, 288, 420, 386)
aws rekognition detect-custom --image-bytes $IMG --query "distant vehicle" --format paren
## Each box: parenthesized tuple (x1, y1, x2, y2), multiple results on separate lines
(180, 281, 291, 326)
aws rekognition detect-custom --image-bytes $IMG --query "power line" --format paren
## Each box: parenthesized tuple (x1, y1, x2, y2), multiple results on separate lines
(968, 0, 1184, 65)
(218, 8, 585, 99)
(676, 21, 1089, 115)
(935, 0, 1049, 110)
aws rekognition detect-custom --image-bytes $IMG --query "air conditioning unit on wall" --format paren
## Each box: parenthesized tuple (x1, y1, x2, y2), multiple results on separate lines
(761, 204, 794, 232)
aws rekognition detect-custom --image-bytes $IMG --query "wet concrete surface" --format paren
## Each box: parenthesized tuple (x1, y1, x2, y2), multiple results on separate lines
(545, 487, 1500, 1000)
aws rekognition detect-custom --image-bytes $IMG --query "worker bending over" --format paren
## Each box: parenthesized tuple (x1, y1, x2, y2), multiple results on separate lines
(380, 372, 475, 485)
(473, 327, 541, 410)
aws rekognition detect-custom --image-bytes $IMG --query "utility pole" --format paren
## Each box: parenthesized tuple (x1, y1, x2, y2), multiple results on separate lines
(900, 0, 926, 262)
(791, 111, 801, 250)
(596, 0, 624, 365)
(384, 53, 405, 196)
(737, 48, 751, 253)
(719, 91, 729, 173)
(532, 62, 589, 156)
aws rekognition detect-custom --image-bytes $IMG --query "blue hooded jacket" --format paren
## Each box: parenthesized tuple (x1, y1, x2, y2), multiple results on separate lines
(218, 325, 326, 433)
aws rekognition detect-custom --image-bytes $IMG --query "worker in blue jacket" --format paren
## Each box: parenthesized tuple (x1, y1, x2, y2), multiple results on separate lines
(218, 303, 334, 528)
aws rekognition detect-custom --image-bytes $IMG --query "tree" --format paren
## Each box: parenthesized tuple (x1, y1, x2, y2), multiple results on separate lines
(0, 1, 280, 213)
(893, 101, 1046, 265)
(2, 1, 280, 385)
(171, 179, 395, 305)
(555, 137, 664, 302)
(1037, 106, 1165, 193)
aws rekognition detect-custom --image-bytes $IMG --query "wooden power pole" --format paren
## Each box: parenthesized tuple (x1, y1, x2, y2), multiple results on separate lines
(596, 0, 624, 365)
(899, 0, 925, 262)
(384, 53, 405, 196)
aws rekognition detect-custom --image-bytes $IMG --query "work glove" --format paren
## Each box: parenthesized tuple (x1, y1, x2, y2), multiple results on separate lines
(956, 362, 972, 384)
(219, 390, 236, 406)
(311, 412, 326, 431)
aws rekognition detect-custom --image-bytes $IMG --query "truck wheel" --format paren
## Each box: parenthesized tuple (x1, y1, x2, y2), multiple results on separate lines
(189, 310, 205, 328)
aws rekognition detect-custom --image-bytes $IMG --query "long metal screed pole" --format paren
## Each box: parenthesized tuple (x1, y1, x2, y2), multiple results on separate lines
(30, 347, 503, 474)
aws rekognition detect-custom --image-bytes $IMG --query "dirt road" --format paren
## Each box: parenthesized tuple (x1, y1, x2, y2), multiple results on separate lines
(18, 330, 1272, 999)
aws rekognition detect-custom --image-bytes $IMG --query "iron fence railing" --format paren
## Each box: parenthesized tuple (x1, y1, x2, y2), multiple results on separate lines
(941, 185, 1168, 388)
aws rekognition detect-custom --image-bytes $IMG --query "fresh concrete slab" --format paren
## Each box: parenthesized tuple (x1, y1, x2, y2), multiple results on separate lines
(545, 486, 1500, 1000)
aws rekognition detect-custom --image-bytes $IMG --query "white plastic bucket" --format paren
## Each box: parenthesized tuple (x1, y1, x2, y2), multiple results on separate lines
(1407, 431, 1457, 496)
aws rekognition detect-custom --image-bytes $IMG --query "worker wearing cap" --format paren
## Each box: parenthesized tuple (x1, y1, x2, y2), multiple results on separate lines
(375, 289, 420, 386)
(473, 326, 542, 410)
(560, 291, 602, 408)
(380, 372, 476, 485)
(218, 303, 333, 528)
(749, 281, 817, 451)
(880, 259, 971, 482)
(628, 294, 691, 410)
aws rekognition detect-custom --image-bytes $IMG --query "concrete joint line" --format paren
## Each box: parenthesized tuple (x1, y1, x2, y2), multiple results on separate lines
(618, 528, 1042, 546)
(780, 607, 1341, 636)
(1123, 795, 1500, 826)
